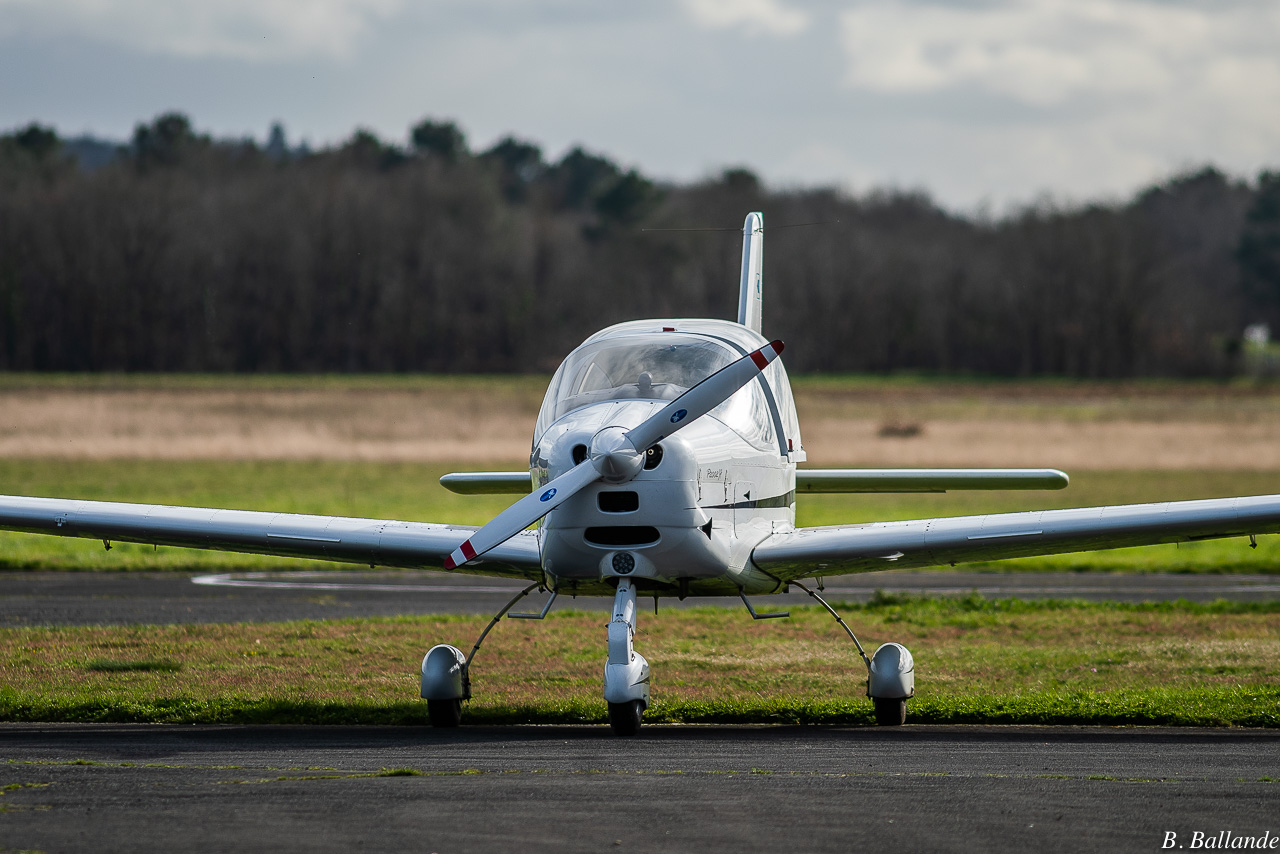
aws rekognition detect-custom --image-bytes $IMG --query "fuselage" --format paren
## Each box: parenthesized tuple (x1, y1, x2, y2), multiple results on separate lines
(530, 319, 805, 598)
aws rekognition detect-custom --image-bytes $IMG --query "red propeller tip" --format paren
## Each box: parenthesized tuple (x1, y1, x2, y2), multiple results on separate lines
(750, 340, 784, 370)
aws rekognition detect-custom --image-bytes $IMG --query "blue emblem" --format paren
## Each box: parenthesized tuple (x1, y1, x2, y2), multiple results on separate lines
(670, 409, 687, 424)
(540, 488, 557, 502)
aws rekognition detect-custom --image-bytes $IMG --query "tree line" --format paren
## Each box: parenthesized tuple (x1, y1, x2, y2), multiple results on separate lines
(1, 113, 1277, 377)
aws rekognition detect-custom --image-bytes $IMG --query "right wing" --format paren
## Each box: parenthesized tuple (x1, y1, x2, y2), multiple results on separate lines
(751, 493, 1280, 582)
(0, 494, 542, 580)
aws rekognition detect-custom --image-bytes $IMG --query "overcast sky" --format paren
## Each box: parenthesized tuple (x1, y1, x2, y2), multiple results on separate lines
(1, 0, 1277, 210)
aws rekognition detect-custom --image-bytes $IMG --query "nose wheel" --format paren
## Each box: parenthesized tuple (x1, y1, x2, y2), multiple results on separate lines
(608, 699, 644, 736)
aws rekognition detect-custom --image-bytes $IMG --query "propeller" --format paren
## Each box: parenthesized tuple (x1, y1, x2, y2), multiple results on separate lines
(443, 339, 784, 569)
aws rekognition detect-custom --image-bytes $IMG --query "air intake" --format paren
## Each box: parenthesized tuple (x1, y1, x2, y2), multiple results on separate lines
(584, 526, 660, 546)
(598, 491, 639, 513)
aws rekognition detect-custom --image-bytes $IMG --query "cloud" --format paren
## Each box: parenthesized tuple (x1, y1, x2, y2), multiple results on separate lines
(0, 0, 404, 60)
(0, 0, 1275, 210)
(824, 0, 1280, 207)
(681, 0, 810, 36)
(837, 0, 1280, 110)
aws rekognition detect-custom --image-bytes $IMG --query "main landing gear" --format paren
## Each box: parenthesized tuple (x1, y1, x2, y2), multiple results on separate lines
(790, 581, 915, 725)
(420, 581, 556, 728)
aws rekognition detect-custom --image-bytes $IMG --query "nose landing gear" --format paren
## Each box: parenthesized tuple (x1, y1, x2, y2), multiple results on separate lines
(604, 578, 650, 735)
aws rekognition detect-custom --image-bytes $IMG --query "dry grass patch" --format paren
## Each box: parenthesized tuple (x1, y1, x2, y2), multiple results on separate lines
(0, 377, 544, 463)
(6, 374, 1280, 468)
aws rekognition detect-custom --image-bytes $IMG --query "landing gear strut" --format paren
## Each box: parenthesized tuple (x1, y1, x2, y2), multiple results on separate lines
(791, 581, 914, 725)
(420, 581, 556, 727)
(603, 578, 650, 735)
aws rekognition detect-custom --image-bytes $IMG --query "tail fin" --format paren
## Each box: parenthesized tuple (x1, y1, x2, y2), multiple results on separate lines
(737, 211, 763, 333)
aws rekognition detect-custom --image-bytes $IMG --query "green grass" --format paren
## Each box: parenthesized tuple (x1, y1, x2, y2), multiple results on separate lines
(2, 459, 1279, 572)
(0, 459, 517, 571)
(84, 659, 182, 673)
(1, 597, 1277, 727)
(803, 469, 1280, 573)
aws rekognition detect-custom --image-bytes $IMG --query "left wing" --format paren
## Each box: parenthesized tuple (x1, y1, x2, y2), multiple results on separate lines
(796, 468, 1069, 493)
(0, 495, 542, 580)
(751, 493, 1280, 582)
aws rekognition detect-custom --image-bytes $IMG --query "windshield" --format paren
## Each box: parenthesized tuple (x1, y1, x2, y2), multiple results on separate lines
(535, 333, 776, 449)
(541, 334, 733, 423)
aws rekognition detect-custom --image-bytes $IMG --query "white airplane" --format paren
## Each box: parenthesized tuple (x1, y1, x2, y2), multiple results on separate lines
(3, 212, 1280, 735)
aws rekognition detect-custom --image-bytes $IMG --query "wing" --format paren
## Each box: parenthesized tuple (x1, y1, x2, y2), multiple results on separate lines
(751, 494, 1280, 582)
(439, 472, 531, 494)
(0, 494, 542, 580)
(796, 468, 1069, 493)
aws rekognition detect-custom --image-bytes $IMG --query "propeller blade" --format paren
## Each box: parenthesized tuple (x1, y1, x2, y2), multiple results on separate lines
(624, 339, 784, 452)
(443, 459, 600, 569)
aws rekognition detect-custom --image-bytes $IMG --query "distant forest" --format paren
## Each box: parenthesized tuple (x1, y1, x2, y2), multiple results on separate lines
(1, 113, 1278, 377)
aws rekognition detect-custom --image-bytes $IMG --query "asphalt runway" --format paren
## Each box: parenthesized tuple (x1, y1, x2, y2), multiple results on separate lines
(1, 723, 1276, 853)
(3, 568, 1279, 627)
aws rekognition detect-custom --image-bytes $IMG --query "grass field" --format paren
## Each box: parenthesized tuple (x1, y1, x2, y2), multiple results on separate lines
(3, 375, 1279, 727)
(1, 458, 1277, 572)
(1, 596, 1276, 727)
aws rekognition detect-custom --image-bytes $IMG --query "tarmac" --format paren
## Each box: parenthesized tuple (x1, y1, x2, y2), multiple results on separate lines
(3, 567, 1279, 626)
(1, 723, 1276, 853)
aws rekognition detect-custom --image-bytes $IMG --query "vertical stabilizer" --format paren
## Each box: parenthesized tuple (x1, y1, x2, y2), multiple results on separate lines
(737, 212, 764, 333)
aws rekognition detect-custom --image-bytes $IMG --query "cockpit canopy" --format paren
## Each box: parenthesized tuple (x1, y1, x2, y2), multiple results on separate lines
(535, 332, 776, 449)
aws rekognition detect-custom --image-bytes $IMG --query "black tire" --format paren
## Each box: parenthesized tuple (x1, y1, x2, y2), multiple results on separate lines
(873, 697, 906, 726)
(428, 698, 462, 728)
(608, 700, 644, 736)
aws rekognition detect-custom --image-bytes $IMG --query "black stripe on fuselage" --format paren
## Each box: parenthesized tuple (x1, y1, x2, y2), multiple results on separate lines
(703, 490, 795, 510)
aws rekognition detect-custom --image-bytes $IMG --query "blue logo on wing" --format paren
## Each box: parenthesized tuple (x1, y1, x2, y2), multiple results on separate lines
(540, 488, 557, 502)
(670, 409, 688, 424)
